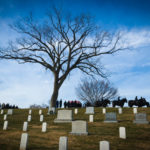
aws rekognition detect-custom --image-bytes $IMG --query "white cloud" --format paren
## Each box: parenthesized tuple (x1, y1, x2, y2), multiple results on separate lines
(120, 28, 150, 48)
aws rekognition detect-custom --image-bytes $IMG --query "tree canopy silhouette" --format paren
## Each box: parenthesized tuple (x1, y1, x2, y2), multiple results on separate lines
(76, 79, 118, 105)
(0, 7, 125, 108)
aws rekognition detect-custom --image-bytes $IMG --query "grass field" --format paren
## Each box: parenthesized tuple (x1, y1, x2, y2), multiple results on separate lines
(0, 107, 150, 150)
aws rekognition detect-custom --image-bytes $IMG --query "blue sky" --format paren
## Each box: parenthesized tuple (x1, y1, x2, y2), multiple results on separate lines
(0, 0, 150, 107)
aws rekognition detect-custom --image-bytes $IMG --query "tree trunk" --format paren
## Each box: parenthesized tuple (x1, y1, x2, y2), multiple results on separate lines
(49, 72, 68, 108)
(50, 83, 59, 107)
(49, 73, 61, 108)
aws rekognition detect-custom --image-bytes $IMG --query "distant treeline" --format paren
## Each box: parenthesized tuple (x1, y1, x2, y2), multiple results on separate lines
(0, 103, 19, 109)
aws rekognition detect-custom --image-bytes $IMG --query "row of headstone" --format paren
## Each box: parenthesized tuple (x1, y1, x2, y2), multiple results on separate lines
(59, 137, 128, 150)
(0, 109, 13, 115)
(102, 108, 122, 114)
(27, 114, 44, 122)
(22, 121, 47, 132)
(19, 122, 47, 150)
(54, 109, 149, 124)
(19, 134, 122, 150)
(85, 107, 139, 115)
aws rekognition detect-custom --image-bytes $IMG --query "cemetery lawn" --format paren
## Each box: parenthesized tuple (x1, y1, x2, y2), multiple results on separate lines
(0, 107, 150, 150)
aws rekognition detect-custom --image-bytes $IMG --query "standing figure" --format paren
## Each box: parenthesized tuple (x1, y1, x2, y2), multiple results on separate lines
(60, 99, 62, 108)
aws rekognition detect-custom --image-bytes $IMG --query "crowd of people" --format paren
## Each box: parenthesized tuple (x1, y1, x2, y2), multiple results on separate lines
(56, 99, 82, 108)
(64, 100, 82, 108)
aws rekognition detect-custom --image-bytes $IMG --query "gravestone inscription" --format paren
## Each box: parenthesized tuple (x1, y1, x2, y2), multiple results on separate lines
(54, 110, 73, 123)
(42, 122, 47, 132)
(70, 120, 88, 135)
(99, 141, 110, 150)
(20, 133, 28, 150)
(104, 113, 118, 123)
(133, 113, 149, 124)
(85, 107, 94, 114)
(59, 136, 68, 150)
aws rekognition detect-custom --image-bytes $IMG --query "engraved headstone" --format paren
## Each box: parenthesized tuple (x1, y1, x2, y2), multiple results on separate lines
(4, 114, 7, 120)
(119, 127, 126, 139)
(59, 136, 68, 150)
(40, 115, 44, 122)
(54, 110, 73, 123)
(70, 120, 88, 135)
(118, 108, 122, 114)
(102, 108, 106, 114)
(104, 113, 118, 123)
(133, 108, 137, 114)
(133, 113, 149, 124)
(23, 122, 28, 132)
(3, 121, 8, 130)
(29, 110, 32, 115)
(99, 141, 110, 150)
(42, 122, 47, 132)
(89, 115, 94, 122)
(74, 108, 78, 114)
(85, 107, 94, 114)
(7, 109, 13, 115)
(39, 109, 42, 115)
(20, 133, 28, 150)
(27, 115, 31, 122)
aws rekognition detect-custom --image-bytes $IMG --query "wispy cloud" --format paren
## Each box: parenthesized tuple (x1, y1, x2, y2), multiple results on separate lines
(121, 28, 150, 48)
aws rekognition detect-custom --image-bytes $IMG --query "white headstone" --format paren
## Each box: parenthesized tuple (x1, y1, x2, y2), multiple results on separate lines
(54, 110, 73, 123)
(23, 122, 28, 132)
(102, 108, 106, 114)
(42, 122, 47, 132)
(29, 110, 32, 115)
(4, 114, 7, 120)
(20, 133, 28, 150)
(27, 115, 31, 122)
(133, 108, 137, 114)
(119, 127, 126, 139)
(70, 120, 88, 135)
(3, 121, 8, 130)
(40, 115, 44, 122)
(59, 136, 68, 150)
(7, 109, 13, 115)
(85, 107, 94, 114)
(39, 109, 42, 115)
(99, 141, 110, 150)
(1, 109, 4, 114)
(89, 115, 94, 122)
(118, 108, 122, 114)
(74, 108, 78, 114)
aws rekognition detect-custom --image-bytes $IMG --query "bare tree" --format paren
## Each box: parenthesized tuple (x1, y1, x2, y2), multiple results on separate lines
(76, 79, 118, 105)
(0, 8, 124, 108)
